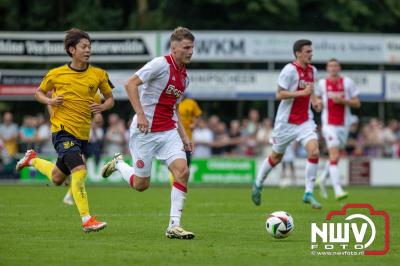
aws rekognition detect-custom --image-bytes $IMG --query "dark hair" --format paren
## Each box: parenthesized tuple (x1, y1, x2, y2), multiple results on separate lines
(170, 26, 195, 42)
(293, 39, 312, 57)
(64, 28, 91, 57)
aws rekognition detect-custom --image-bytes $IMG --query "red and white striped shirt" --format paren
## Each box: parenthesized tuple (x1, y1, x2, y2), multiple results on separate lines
(133, 55, 189, 132)
(275, 61, 317, 125)
(316, 76, 359, 127)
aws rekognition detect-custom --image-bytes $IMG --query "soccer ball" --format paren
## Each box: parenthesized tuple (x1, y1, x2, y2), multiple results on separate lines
(266, 211, 294, 239)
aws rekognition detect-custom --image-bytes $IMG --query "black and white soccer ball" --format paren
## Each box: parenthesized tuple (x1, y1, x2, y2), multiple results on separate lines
(266, 211, 294, 239)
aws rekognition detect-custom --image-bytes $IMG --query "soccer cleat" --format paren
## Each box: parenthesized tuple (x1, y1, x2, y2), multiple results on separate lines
(15, 149, 37, 171)
(303, 192, 322, 209)
(335, 191, 349, 201)
(82, 216, 107, 233)
(101, 153, 123, 178)
(166, 226, 195, 240)
(251, 184, 262, 206)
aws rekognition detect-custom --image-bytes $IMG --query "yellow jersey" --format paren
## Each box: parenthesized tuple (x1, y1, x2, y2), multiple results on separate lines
(39, 64, 113, 140)
(178, 98, 202, 140)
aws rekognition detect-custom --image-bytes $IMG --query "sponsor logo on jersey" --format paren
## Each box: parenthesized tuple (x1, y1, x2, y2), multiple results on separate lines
(299, 80, 313, 89)
(166, 84, 183, 98)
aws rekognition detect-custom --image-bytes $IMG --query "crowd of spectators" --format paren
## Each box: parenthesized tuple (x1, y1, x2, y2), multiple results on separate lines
(1, 109, 400, 175)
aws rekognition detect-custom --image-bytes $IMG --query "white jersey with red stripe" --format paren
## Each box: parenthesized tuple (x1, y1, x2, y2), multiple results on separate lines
(133, 54, 189, 132)
(275, 62, 318, 125)
(316, 76, 359, 128)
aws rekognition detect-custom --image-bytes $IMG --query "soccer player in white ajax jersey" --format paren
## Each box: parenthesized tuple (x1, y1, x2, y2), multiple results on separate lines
(101, 27, 195, 239)
(315, 59, 360, 200)
(252, 39, 323, 209)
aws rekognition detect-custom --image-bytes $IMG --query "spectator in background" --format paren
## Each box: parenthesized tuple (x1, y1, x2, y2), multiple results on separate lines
(256, 118, 273, 157)
(246, 109, 260, 136)
(192, 118, 214, 158)
(382, 119, 398, 157)
(225, 120, 242, 156)
(104, 113, 126, 156)
(208, 115, 220, 134)
(36, 113, 53, 155)
(0, 112, 19, 158)
(243, 109, 260, 156)
(212, 122, 230, 155)
(345, 116, 362, 156)
(362, 118, 384, 157)
(19, 115, 37, 152)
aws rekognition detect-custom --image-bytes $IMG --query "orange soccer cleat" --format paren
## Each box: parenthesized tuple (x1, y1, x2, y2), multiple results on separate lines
(15, 149, 37, 171)
(82, 216, 107, 233)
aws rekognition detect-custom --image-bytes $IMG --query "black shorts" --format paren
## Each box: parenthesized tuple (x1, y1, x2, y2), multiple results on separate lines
(52, 130, 88, 175)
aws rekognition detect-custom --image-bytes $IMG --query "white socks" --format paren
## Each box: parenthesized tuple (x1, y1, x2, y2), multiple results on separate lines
(82, 215, 91, 223)
(115, 160, 136, 186)
(305, 158, 318, 193)
(329, 161, 344, 196)
(255, 157, 275, 188)
(319, 161, 329, 184)
(169, 182, 187, 228)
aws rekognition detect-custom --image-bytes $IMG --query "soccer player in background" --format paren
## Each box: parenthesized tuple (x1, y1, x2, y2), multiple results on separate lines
(251, 39, 323, 209)
(101, 27, 196, 239)
(316, 58, 360, 200)
(16, 28, 115, 232)
(169, 94, 202, 184)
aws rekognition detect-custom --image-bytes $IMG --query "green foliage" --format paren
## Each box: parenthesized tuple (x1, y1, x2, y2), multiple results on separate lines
(0, 0, 399, 32)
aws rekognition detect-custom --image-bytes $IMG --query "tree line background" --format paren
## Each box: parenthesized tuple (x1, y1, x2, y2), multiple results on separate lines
(1, 0, 400, 32)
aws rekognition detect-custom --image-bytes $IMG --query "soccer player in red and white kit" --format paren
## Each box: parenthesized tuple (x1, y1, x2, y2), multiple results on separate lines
(252, 39, 323, 209)
(316, 58, 360, 200)
(101, 27, 195, 239)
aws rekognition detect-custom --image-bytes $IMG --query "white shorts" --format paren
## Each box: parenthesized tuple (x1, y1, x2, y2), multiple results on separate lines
(129, 128, 186, 177)
(322, 125, 348, 149)
(270, 120, 318, 154)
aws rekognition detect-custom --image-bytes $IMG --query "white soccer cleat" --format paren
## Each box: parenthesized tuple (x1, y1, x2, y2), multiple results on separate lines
(101, 153, 123, 178)
(166, 226, 195, 240)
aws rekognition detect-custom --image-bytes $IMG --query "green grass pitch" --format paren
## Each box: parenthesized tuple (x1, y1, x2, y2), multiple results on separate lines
(0, 185, 398, 265)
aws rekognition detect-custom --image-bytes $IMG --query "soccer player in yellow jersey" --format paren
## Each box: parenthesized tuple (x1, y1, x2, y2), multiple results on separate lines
(169, 95, 202, 184)
(62, 93, 103, 206)
(16, 28, 115, 233)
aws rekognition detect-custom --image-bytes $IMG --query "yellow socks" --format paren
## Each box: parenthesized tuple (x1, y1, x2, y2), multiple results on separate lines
(31, 158, 55, 182)
(71, 169, 90, 219)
